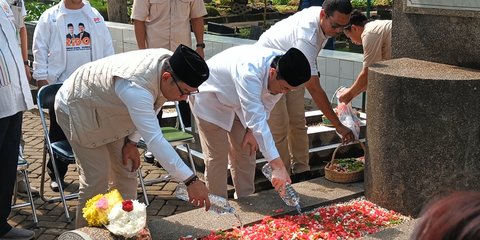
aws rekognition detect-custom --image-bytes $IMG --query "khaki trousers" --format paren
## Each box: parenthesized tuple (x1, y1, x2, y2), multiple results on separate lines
(268, 87, 310, 174)
(195, 115, 256, 199)
(55, 107, 138, 228)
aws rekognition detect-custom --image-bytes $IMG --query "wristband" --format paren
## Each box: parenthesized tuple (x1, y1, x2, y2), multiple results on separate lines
(196, 43, 205, 49)
(124, 137, 137, 146)
(24, 60, 29, 66)
(184, 175, 199, 186)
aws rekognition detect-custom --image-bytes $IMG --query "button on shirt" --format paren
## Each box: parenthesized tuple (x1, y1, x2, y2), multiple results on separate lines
(192, 45, 284, 161)
(255, 6, 327, 76)
(131, 0, 207, 50)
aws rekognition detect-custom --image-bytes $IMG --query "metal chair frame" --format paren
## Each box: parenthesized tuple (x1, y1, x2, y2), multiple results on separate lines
(12, 157, 39, 225)
(37, 84, 77, 222)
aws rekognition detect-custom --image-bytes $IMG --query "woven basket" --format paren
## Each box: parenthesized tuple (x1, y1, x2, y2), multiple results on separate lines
(325, 141, 366, 183)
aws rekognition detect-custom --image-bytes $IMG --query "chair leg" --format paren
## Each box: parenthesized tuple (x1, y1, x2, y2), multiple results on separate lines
(12, 173, 19, 205)
(51, 158, 72, 222)
(185, 144, 196, 174)
(40, 146, 75, 222)
(137, 169, 149, 206)
(21, 169, 38, 224)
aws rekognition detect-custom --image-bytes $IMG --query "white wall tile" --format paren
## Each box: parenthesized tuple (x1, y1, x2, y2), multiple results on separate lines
(339, 78, 353, 89)
(325, 58, 340, 77)
(325, 76, 340, 101)
(122, 28, 137, 45)
(352, 94, 364, 109)
(212, 42, 223, 56)
(339, 60, 354, 79)
(319, 74, 327, 91)
(123, 42, 138, 53)
(316, 57, 326, 76)
(354, 62, 363, 76)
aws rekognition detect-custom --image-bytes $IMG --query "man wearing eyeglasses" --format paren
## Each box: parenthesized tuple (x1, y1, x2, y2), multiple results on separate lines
(255, 0, 354, 180)
(54, 45, 212, 228)
(190, 46, 311, 199)
(339, 10, 392, 104)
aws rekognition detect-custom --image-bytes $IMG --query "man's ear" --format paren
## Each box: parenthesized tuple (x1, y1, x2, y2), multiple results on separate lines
(320, 9, 326, 19)
(161, 71, 171, 82)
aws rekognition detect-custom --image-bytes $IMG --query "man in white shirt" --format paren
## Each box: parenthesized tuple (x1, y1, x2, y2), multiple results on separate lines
(33, 0, 114, 192)
(0, 0, 35, 238)
(339, 10, 392, 104)
(55, 45, 211, 228)
(191, 46, 311, 199)
(255, 0, 354, 178)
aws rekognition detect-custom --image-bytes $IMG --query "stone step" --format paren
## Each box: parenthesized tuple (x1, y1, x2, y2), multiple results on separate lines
(185, 117, 367, 160)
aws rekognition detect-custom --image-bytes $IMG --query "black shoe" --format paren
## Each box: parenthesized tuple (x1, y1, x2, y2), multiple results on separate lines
(291, 171, 312, 183)
(50, 180, 66, 192)
(144, 151, 155, 164)
(1, 227, 35, 240)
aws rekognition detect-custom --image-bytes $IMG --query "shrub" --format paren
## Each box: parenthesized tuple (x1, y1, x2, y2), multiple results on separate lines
(25, 1, 58, 21)
(272, 0, 290, 4)
(206, 6, 221, 16)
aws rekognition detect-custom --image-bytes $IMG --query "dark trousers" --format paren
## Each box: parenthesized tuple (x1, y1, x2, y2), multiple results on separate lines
(157, 100, 191, 128)
(46, 107, 68, 181)
(0, 112, 23, 235)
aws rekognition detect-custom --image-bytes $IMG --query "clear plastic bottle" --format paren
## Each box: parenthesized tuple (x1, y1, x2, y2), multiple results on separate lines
(175, 183, 235, 215)
(262, 163, 302, 214)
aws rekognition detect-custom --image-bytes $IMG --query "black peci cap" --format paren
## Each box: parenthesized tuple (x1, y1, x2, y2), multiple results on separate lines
(169, 44, 209, 88)
(278, 48, 311, 87)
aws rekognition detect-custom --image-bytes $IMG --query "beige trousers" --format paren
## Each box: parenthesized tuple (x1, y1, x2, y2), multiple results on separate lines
(268, 86, 310, 174)
(55, 107, 138, 228)
(195, 115, 256, 199)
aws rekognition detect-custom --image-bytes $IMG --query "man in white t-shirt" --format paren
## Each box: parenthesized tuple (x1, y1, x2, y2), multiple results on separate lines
(255, 0, 354, 178)
(339, 10, 392, 104)
(33, 0, 114, 192)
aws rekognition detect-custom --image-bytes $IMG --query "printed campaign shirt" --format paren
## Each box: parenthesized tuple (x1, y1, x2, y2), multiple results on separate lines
(59, 8, 92, 82)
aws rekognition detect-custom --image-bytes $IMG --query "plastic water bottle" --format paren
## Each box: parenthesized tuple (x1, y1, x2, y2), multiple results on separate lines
(175, 183, 235, 215)
(262, 163, 302, 214)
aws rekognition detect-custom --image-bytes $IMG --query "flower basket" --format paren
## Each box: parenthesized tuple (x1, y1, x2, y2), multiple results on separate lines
(324, 141, 366, 183)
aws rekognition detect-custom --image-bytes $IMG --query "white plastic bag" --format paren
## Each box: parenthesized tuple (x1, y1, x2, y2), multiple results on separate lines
(335, 87, 361, 140)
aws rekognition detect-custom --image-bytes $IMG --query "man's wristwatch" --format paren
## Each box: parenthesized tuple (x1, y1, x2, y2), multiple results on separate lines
(196, 43, 205, 49)
(23, 60, 29, 66)
(184, 175, 199, 186)
(124, 137, 137, 146)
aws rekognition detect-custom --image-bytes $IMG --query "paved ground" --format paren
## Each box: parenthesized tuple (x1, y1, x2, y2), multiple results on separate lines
(9, 110, 195, 240)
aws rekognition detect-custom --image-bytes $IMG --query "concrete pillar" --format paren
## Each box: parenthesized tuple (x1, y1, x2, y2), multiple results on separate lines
(365, 58, 480, 216)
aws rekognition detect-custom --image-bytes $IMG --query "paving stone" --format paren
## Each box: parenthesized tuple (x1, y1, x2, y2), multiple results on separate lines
(37, 221, 68, 228)
(157, 205, 176, 216)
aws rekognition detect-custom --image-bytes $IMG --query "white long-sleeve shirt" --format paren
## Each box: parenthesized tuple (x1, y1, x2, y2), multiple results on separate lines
(115, 79, 194, 181)
(192, 45, 283, 161)
(255, 6, 327, 76)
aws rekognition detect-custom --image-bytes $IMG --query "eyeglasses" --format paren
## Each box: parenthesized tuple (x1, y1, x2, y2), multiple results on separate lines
(326, 14, 349, 29)
(172, 75, 199, 96)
